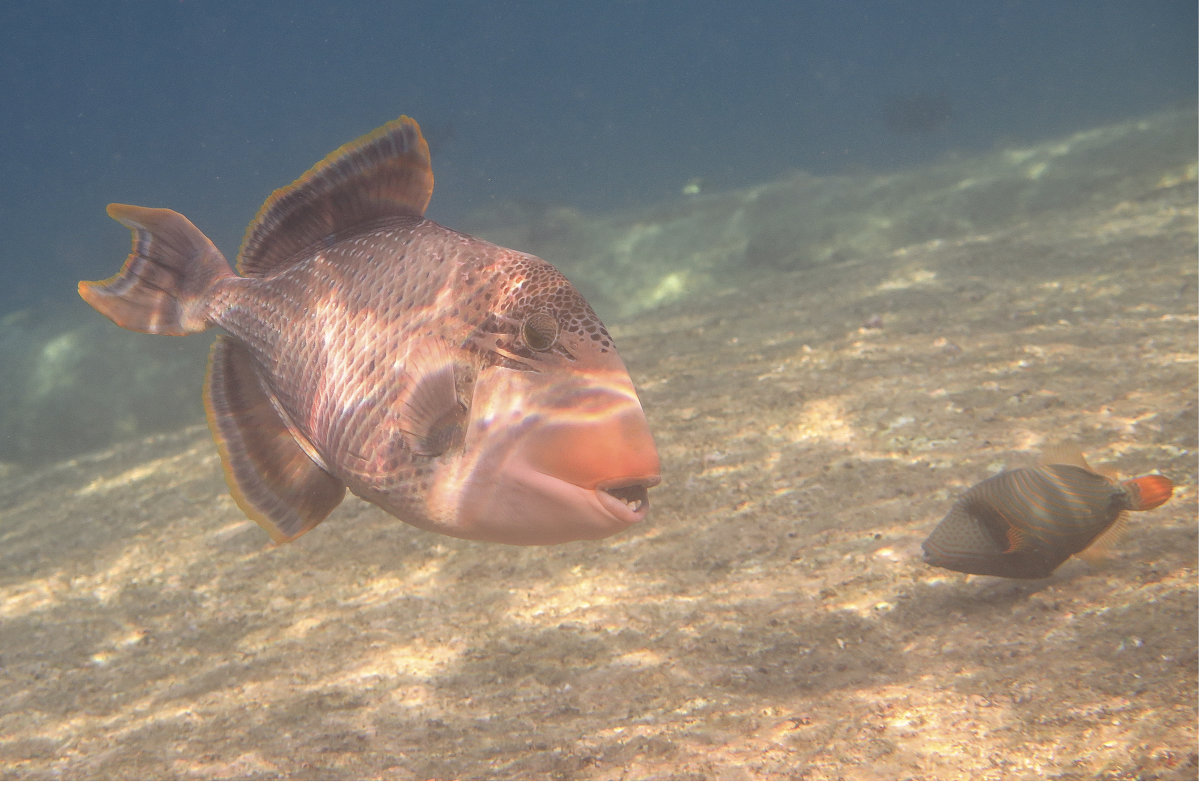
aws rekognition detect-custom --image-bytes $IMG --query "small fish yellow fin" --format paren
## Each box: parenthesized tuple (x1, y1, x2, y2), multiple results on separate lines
(1078, 512, 1128, 564)
(1122, 475, 1174, 511)
(205, 336, 346, 542)
(1040, 443, 1093, 471)
(237, 116, 434, 278)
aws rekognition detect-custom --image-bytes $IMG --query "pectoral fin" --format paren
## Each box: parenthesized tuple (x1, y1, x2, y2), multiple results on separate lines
(396, 339, 468, 457)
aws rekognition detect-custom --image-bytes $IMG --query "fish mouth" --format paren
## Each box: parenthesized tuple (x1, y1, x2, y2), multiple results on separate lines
(597, 475, 662, 522)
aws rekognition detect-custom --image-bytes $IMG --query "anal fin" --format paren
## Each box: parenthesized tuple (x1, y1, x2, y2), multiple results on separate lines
(1078, 512, 1128, 565)
(204, 336, 345, 542)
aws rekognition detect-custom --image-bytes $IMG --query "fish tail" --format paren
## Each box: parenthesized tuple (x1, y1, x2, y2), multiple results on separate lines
(1121, 475, 1173, 511)
(79, 204, 234, 335)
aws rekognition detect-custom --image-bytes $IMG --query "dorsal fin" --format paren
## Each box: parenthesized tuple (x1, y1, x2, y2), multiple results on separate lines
(1040, 443, 1094, 472)
(237, 116, 433, 278)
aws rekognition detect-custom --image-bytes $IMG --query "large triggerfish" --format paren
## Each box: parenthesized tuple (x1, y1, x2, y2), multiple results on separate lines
(80, 117, 660, 546)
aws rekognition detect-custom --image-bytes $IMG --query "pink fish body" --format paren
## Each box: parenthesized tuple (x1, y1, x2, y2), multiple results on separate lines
(79, 117, 660, 545)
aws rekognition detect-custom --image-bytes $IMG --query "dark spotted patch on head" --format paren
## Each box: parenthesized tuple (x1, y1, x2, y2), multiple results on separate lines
(507, 257, 612, 344)
(466, 254, 618, 371)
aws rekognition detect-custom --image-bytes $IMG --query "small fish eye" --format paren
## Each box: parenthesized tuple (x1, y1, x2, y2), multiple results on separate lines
(521, 311, 560, 351)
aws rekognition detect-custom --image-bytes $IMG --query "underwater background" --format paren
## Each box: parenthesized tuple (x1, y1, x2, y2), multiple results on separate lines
(0, 1, 1197, 779)
(0, 0, 1194, 463)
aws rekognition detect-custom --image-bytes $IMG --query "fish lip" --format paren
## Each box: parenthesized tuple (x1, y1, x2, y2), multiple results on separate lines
(596, 475, 662, 522)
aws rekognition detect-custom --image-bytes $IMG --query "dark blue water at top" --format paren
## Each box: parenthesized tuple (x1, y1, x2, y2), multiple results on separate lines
(0, 0, 1194, 315)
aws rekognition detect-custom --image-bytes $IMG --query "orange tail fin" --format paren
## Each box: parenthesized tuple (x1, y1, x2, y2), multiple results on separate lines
(1122, 475, 1173, 511)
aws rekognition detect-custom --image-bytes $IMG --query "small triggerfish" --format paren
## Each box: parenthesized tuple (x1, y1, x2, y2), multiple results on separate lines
(922, 446, 1173, 578)
(79, 116, 661, 546)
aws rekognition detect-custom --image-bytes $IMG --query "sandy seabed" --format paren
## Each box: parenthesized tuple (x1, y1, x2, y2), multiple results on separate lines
(1, 164, 1197, 778)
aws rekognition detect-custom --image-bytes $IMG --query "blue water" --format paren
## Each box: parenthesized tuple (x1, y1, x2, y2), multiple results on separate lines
(0, 0, 1193, 315)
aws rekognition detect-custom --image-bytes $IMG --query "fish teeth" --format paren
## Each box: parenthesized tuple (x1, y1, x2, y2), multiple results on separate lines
(601, 484, 647, 513)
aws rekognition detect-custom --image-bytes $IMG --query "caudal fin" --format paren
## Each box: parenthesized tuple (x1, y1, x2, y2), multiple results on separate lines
(1122, 475, 1174, 511)
(79, 204, 234, 335)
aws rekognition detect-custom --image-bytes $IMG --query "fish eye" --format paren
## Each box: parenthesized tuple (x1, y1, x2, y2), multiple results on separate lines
(521, 311, 560, 352)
